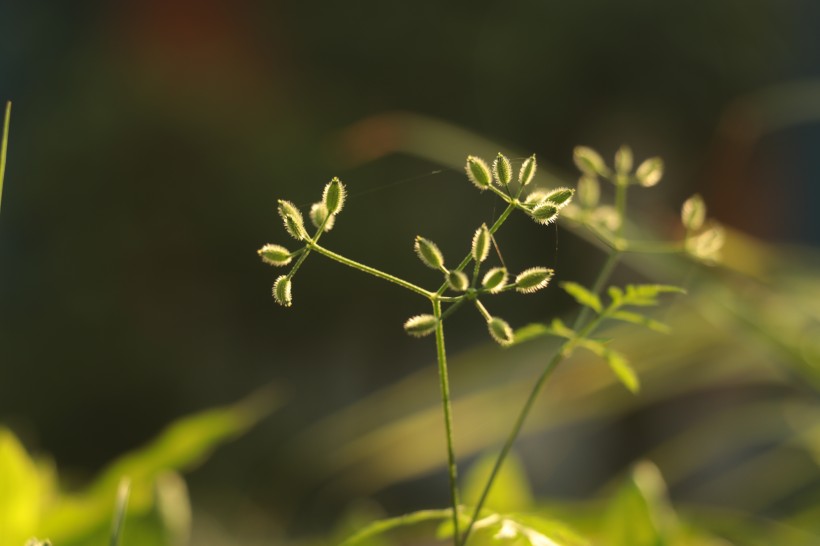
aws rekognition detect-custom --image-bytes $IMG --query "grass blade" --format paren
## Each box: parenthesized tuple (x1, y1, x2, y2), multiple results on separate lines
(0, 101, 10, 214)
(109, 478, 131, 546)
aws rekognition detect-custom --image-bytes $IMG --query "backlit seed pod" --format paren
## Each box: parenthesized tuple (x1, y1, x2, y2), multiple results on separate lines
(465, 155, 492, 190)
(277, 200, 308, 240)
(635, 157, 664, 187)
(519, 155, 537, 187)
(573, 146, 610, 178)
(322, 177, 346, 214)
(614, 145, 633, 175)
(488, 316, 514, 346)
(529, 202, 559, 225)
(523, 190, 548, 208)
(681, 194, 706, 232)
(577, 176, 600, 208)
(482, 267, 508, 293)
(545, 187, 574, 208)
(310, 202, 335, 231)
(403, 314, 438, 337)
(493, 153, 513, 186)
(515, 267, 555, 293)
(258, 244, 292, 266)
(686, 223, 725, 263)
(446, 270, 469, 292)
(471, 224, 491, 263)
(273, 275, 292, 307)
(414, 236, 445, 270)
(591, 205, 621, 231)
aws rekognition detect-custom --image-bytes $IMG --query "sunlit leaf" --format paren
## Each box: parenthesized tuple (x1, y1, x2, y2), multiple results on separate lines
(0, 428, 49, 546)
(609, 310, 670, 334)
(561, 282, 602, 314)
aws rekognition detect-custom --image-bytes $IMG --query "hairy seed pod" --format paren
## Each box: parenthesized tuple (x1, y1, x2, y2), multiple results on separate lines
(472, 224, 491, 263)
(322, 177, 346, 214)
(403, 314, 438, 337)
(681, 194, 706, 232)
(529, 202, 559, 225)
(614, 145, 633, 175)
(519, 155, 537, 187)
(258, 244, 292, 266)
(465, 155, 492, 190)
(310, 202, 335, 231)
(515, 267, 555, 293)
(545, 187, 574, 208)
(635, 157, 664, 187)
(577, 176, 600, 208)
(414, 236, 445, 270)
(277, 200, 308, 240)
(446, 270, 469, 292)
(482, 267, 508, 293)
(488, 316, 514, 346)
(273, 275, 292, 307)
(573, 146, 610, 178)
(493, 153, 513, 186)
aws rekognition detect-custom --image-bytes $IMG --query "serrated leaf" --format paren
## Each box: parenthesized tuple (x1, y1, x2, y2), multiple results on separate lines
(609, 310, 670, 334)
(561, 282, 602, 313)
(549, 318, 576, 339)
(619, 284, 685, 307)
(605, 350, 640, 393)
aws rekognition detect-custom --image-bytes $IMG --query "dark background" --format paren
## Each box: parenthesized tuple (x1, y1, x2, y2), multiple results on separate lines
(2, 0, 820, 539)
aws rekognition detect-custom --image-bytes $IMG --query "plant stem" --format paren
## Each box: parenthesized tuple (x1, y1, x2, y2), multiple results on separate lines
(0, 102, 11, 214)
(433, 298, 461, 545)
(309, 242, 435, 300)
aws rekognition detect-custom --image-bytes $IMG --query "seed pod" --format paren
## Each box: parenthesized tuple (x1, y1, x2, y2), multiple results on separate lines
(614, 145, 633, 175)
(403, 314, 438, 337)
(515, 267, 555, 293)
(277, 200, 308, 240)
(545, 187, 574, 208)
(577, 176, 600, 208)
(529, 202, 559, 225)
(273, 275, 292, 307)
(635, 157, 664, 187)
(686, 223, 725, 263)
(310, 202, 335, 231)
(414, 236, 445, 270)
(519, 155, 537, 187)
(488, 316, 514, 346)
(591, 205, 621, 231)
(493, 153, 513, 186)
(465, 155, 492, 190)
(523, 190, 548, 208)
(471, 224, 491, 263)
(482, 267, 508, 293)
(573, 146, 610, 178)
(322, 177, 346, 214)
(681, 194, 706, 232)
(258, 244, 292, 266)
(446, 270, 469, 292)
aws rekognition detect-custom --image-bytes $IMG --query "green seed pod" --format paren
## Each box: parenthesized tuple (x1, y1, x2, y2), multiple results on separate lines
(529, 202, 559, 225)
(472, 224, 491, 263)
(310, 202, 335, 231)
(273, 275, 292, 307)
(573, 146, 610, 178)
(278, 199, 308, 240)
(545, 187, 574, 208)
(446, 270, 469, 292)
(465, 155, 492, 190)
(614, 145, 633, 175)
(515, 267, 555, 293)
(577, 176, 600, 208)
(403, 314, 438, 337)
(591, 205, 621, 231)
(519, 154, 537, 187)
(322, 177, 346, 214)
(488, 316, 514, 346)
(493, 153, 513, 186)
(686, 223, 725, 263)
(681, 194, 706, 232)
(258, 244, 292, 266)
(414, 236, 445, 270)
(523, 190, 548, 208)
(635, 157, 664, 187)
(482, 267, 508, 293)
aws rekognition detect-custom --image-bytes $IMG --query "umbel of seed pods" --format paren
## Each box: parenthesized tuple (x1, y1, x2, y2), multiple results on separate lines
(258, 153, 574, 346)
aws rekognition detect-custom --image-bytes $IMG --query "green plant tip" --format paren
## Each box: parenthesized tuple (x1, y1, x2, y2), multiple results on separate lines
(681, 194, 706, 232)
(310, 202, 335, 231)
(258, 244, 293, 266)
(614, 145, 633, 175)
(482, 267, 508, 293)
(278, 199, 308, 240)
(414, 236, 445, 270)
(404, 314, 438, 337)
(323, 177, 346, 214)
(273, 275, 293, 307)
(573, 146, 610, 178)
(471, 224, 491, 264)
(446, 270, 469, 292)
(635, 157, 664, 187)
(518, 155, 537, 187)
(488, 316, 514, 346)
(515, 267, 554, 293)
(465, 155, 492, 190)
(493, 153, 513, 186)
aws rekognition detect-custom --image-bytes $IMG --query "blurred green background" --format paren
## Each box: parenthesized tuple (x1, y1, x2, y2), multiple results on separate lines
(2, 1, 820, 544)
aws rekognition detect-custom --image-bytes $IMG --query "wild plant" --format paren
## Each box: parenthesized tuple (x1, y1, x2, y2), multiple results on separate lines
(258, 146, 723, 546)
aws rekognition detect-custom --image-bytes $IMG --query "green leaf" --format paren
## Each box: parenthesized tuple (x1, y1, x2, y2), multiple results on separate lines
(618, 284, 685, 308)
(609, 310, 670, 334)
(0, 428, 49, 546)
(462, 451, 534, 514)
(604, 350, 640, 393)
(549, 318, 576, 339)
(339, 509, 452, 546)
(561, 282, 602, 313)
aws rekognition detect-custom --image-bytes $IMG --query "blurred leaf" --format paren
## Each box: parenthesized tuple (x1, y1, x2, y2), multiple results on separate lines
(608, 311, 670, 334)
(0, 428, 51, 546)
(561, 282, 602, 314)
(462, 451, 534, 514)
(338, 509, 452, 546)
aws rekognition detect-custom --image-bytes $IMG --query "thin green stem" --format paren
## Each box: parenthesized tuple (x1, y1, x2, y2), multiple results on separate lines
(0, 102, 11, 214)
(614, 179, 628, 240)
(473, 299, 492, 322)
(309, 242, 435, 300)
(433, 299, 461, 545)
